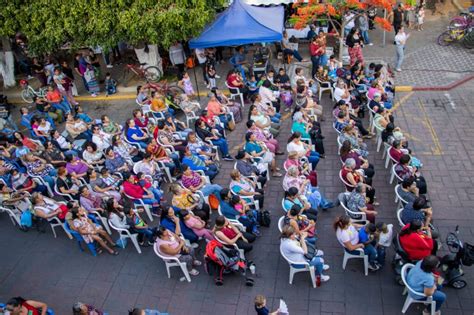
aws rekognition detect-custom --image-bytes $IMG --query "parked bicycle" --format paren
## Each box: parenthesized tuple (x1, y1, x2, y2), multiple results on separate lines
(19, 79, 47, 103)
(120, 60, 162, 87)
(438, 25, 474, 48)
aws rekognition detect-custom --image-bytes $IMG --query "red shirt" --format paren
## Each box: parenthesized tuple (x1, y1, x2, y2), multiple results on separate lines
(389, 147, 404, 163)
(310, 42, 321, 56)
(123, 180, 145, 199)
(399, 224, 434, 261)
(227, 73, 242, 88)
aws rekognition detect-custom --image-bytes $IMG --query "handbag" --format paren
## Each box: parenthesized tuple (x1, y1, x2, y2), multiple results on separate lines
(304, 242, 321, 261)
(20, 209, 33, 228)
(116, 237, 128, 249)
(208, 194, 220, 211)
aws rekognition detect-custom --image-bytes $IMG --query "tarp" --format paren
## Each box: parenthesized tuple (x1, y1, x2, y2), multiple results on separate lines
(189, 0, 284, 49)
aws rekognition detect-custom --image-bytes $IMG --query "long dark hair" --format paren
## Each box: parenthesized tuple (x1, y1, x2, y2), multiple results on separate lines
(288, 132, 302, 143)
(399, 220, 423, 236)
(339, 140, 352, 157)
(333, 215, 351, 231)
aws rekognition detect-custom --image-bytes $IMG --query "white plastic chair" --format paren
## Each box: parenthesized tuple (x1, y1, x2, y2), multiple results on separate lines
(338, 169, 356, 192)
(336, 135, 344, 151)
(342, 247, 368, 276)
(338, 192, 368, 225)
(390, 164, 403, 184)
(277, 216, 285, 233)
(122, 133, 146, 153)
(108, 219, 142, 254)
(230, 189, 260, 211)
(374, 123, 384, 152)
(48, 216, 73, 239)
(280, 246, 317, 288)
(315, 77, 334, 101)
(385, 146, 398, 169)
(394, 184, 410, 207)
(123, 192, 154, 222)
(153, 241, 191, 282)
(217, 205, 245, 230)
(0, 206, 22, 226)
(225, 81, 244, 107)
(401, 263, 436, 315)
(396, 208, 405, 227)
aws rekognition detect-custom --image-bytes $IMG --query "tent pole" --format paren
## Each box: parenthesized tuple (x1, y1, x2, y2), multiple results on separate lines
(192, 61, 201, 101)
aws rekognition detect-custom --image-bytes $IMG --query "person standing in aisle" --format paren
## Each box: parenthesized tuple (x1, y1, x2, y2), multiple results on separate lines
(394, 27, 410, 72)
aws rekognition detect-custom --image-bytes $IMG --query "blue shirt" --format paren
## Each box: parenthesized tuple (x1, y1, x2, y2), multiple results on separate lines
(358, 228, 371, 244)
(220, 201, 240, 219)
(291, 121, 310, 139)
(244, 141, 263, 155)
(401, 203, 425, 225)
(182, 156, 206, 171)
(283, 198, 303, 212)
(406, 260, 435, 299)
(126, 127, 144, 143)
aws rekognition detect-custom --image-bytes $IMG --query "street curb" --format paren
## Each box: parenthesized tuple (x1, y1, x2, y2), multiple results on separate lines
(395, 73, 474, 92)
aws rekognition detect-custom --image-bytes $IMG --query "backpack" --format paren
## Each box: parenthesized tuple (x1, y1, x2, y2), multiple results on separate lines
(257, 210, 271, 227)
(20, 209, 32, 229)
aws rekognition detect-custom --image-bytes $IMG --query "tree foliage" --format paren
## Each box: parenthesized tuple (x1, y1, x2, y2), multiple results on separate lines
(0, 0, 224, 54)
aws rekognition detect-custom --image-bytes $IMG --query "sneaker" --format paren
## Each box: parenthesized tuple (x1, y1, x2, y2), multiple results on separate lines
(368, 263, 380, 271)
(223, 155, 234, 161)
(368, 43, 374, 46)
(396, 68, 402, 72)
(323, 264, 330, 271)
(91, 93, 98, 97)
(189, 269, 200, 276)
(315, 249, 324, 256)
(320, 275, 330, 282)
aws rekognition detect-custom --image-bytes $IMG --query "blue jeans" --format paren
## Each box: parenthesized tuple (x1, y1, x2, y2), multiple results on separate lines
(319, 54, 328, 67)
(363, 244, 378, 264)
(309, 187, 333, 209)
(270, 116, 280, 124)
(148, 187, 163, 201)
(419, 290, 446, 312)
(361, 30, 371, 44)
(211, 138, 229, 156)
(307, 151, 320, 169)
(395, 44, 405, 69)
(137, 228, 155, 243)
(205, 164, 219, 180)
(283, 48, 303, 62)
(311, 55, 320, 78)
(200, 183, 222, 197)
(5, 116, 19, 131)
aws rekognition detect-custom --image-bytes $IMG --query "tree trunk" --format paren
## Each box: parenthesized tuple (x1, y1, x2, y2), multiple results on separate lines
(339, 21, 345, 62)
(0, 37, 16, 88)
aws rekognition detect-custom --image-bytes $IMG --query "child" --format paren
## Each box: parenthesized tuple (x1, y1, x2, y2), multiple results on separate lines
(83, 64, 100, 97)
(275, 68, 291, 90)
(179, 71, 195, 97)
(358, 223, 382, 270)
(375, 222, 393, 267)
(230, 194, 260, 236)
(104, 72, 117, 96)
(415, 6, 425, 31)
(246, 75, 259, 95)
(327, 55, 340, 81)
(207, 63, 217, 90)
(75, 105, 93, 124)
(254, 295, 279, 315)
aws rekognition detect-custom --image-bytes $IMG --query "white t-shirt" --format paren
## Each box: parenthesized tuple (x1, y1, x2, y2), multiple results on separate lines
(336, 225, 359, 247)
(395, 33, 408, 46)
(345, 13, 355, 29)
(280, 238, 306, 264)
(195, 49, 207, 64)
(286, 141, 306, 155)
(334, 87, 350, 103)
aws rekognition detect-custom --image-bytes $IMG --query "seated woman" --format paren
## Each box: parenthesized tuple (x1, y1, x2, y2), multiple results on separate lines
(254, 93, 280, 124)
(91, 124, 112, 152)
(248, 105, 280, 137)
(56, 166, 81, 200)
(399, 220, 436, 261)
(388, 139, 409, 163)
(132, 109, 149, 129)
(45, 85, 71, 115)
(13, 131, 44, 152)
(186, 131, 217, 162)
(341, 158, 376, 204)
(154, 120, 187, 157)
(181, 164, 222, 197)
(229, 169, 264, 209)
(284, 204, 317, 245)
(207, 94, 233, 130)
(134, 152, 164, 181)
(122, 172, 160, 213)
(32, 192, 69, 220)
(160, 206, 198, 243)
(280, 225, 330, 283)
(346, 183, 378, 223)
(213, 89, 243, 124)
(382, 122, 406, 147)
(79, 185, 106, 214)
(169, 183, 210, 222)
(70, 206, 118, 255)
(284, 151, 319, 187)
(235, 150, 267, 188)
(294, 83, 323, 118)
(287, 132, 320, 170)
(244, 132, 282, 177)
(340, 125, 368, 158)
(10, 169, 48, 195)
(219, 188, 259, 235)
(146, 137, 180, 173)
(104, 147, 131, 174)
(373, 107, 393, 130)
(126, 206, 156, 247)
(182, 147, 218, 180)
(154, 226, 201, 276)
(65, 155, 92, 180)
(395, 154, 427, 194)
(65, 113, 92, 141)
(82, 142, 105, 169)
(246, 120, 283, 155)
(180, 209, 214, 241)
(213, 215, 256, 253)
(291, 111, 325, 157)
(5, 297, 48, 315)
(339, 140, 375, 183)
(112, 135, 143, 164)
(195, 119, 233, 161)
(42, 140, 66, 168)
(150, 91, 174, 118)
(107, 199, 133, 231)
(124, 118, 149, 149)
(284, 186, 319, 222)
(22, 153, 56, 189)
(101, 115, 122, 136)
(87, 169, 121, 201)
(31, 117, 52, 139)
(50, 129, 77, 155)
(163, 114, 191, 139)
(334, 215, 379, 271)
(283, 166, 334, 211)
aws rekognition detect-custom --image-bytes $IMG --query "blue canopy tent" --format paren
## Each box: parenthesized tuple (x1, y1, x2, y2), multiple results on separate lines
(189, 0, 284, 49)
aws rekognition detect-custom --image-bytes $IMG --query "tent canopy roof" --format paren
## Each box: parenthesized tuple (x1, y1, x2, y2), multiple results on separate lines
(189, 0, 284, 49)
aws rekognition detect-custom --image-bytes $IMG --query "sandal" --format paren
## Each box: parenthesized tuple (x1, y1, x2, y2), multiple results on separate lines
(193, 260, 202, 266)
(189, 269, 200, 276)
(109, 250, 119, 256)
(272, 172, 283, 177)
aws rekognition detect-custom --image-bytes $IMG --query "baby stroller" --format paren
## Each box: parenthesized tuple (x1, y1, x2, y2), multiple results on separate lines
(204, 240, 255, 286)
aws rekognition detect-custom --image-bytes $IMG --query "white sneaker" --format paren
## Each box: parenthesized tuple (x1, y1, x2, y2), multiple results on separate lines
(368, 43, 374, 46)
(315, 249, 324, 256)
(106, 64, 113, 68)
(215, 75, 221, 79)
(396, 68, 402, 72)
(323, 264, 330, 271)
(320, 275, 330, 282)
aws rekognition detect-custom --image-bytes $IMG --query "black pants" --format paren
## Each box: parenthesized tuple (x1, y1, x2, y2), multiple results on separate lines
(253, 188, 265, 208)
(394, 23, 402, 37)
(350, 115, 370, 136)
(311, 137, 325, 156)
(272, 100, 281, 113)
(416, 176, 428, 195)
(235, 232, 256, 253)
(311, 55, 320, 79)
(257, 175, 267, 188)
(216, 47, 224, 62)
(200, 63, 209, 84)
(303, 208, 318, 221)
(195, 203, 210, 222)
(363, 163, 375, 178)
(366, 186, 376, 204)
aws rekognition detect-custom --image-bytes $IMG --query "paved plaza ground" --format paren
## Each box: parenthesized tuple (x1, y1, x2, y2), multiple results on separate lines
(1, 10, 474, 315)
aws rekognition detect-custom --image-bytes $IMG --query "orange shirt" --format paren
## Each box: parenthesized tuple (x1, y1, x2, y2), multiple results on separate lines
(46, 90, 62, 103)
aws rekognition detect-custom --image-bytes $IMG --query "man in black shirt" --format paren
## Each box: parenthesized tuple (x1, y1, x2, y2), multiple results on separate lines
(392, 4, 404, 37)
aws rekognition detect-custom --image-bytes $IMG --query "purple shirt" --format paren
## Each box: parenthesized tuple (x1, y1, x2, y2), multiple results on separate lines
(66, 159, 89, 175)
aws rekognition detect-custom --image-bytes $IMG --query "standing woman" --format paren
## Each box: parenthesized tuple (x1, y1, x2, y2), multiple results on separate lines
(394, 27, 410, 72)
(346, 28, 364, 67)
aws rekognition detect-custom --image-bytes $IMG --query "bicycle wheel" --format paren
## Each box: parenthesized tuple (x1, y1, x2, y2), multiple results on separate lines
(438, 31, 455, 46)
(462, 32, 474, 49)
(38, 87, 48, 99)
(144, 66, 162, 83)
(21, 89, 34, 103)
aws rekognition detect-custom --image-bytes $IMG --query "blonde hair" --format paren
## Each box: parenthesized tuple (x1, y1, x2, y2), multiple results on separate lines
(254, 295, 266, 308)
